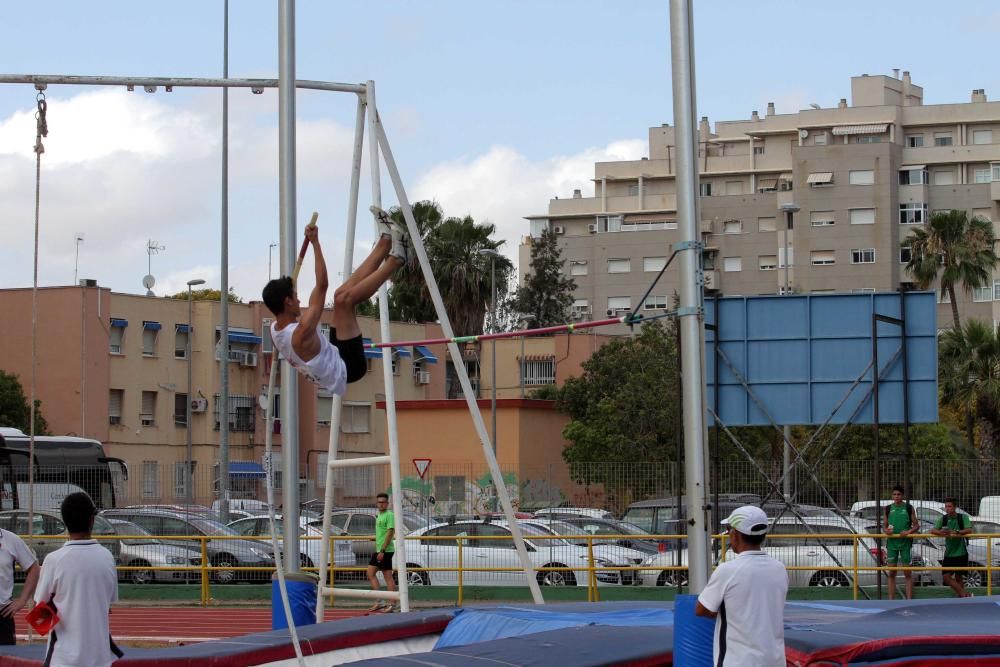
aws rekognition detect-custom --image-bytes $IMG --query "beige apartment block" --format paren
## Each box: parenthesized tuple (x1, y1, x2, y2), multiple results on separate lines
(521, 72, 1000, 331)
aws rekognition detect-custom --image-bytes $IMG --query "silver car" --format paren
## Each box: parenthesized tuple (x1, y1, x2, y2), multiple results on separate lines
(108, 519, 201, 585)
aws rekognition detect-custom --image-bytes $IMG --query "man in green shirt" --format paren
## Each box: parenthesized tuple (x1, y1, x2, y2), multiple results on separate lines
(931, 497, 973, 598)
(882, 485, 918, 600)
(366, 492, 397, 612)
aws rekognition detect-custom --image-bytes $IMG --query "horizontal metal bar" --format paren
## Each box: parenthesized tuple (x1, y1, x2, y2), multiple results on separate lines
(0, 74, 366, 94)
(328, 455, 391, 469)
(874, 314, 904, 326)
(319, 587, 400, 600)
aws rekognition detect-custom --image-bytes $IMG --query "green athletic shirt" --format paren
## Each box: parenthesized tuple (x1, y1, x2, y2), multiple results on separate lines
(886, 503, 914, 546)
(934, 513, 969, 558)
(375, 510, 395, 553)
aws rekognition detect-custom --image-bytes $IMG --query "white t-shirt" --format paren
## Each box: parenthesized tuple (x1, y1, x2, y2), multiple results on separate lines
(0, 529, 36, 604)
(34, 540, 119, 667)
(270, 321, 347, 396)
(696, 549, 788, 667)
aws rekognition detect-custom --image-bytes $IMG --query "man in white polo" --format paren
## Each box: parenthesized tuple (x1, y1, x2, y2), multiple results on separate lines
(696, 505, 788, 666)
(0, 524, 39, 644)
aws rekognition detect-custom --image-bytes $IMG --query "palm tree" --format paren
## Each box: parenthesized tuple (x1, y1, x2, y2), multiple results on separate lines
(387, 201, 444, 324)
(903, 210, 998, 330)
(939, 320, 1000, 460)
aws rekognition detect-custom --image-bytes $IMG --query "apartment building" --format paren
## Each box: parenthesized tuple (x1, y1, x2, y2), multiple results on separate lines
(521, 72, 1000, 330)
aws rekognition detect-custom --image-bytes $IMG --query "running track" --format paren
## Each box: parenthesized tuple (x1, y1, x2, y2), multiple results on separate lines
(15, 607, 368, 643)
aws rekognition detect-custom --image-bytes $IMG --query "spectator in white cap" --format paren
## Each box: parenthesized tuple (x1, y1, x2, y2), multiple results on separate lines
(695, 505, 788, 666)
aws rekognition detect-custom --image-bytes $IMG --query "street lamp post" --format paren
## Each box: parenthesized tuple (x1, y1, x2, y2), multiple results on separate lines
(186, 278, 206, 505)
(778, 202, 799, 501)
(478, 249, 500, 459)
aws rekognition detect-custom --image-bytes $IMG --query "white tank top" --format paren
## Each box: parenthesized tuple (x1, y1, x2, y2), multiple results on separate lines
(270, 322, 347, 396)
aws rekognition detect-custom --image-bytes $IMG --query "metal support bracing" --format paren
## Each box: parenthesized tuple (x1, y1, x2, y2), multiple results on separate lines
(0, 73, 366, 94)
(373, 114, 545, 605)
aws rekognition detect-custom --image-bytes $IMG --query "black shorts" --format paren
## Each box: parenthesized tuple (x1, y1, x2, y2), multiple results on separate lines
(0, 613, 14, 645)
(328, 329, 367, 384)
(941, 554, 969, 577)
(368, 551, 394, 571)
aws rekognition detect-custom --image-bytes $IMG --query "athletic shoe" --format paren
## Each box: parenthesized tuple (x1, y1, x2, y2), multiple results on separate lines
(385, 603, 400, 613)
(367, 601, 386, 612)
(389, 232, 411, 264)
(370, 205, 396, 238)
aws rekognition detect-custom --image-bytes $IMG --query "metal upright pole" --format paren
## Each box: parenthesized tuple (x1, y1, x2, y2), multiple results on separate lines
(669, 0, 710, 593)
(278, 0, 300, 572)
(872, 315, 882, 599)
(899, 288, 912, 498)
(218, 0, 231, 523)
(491, 258, 498, 454)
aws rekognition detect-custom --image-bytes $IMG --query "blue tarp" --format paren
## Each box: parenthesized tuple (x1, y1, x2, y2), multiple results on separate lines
(176, 324, 190, 333)
(227, 332, 262, 345)
(434, 605, 673, 649)
(230, 461, 266, 478)
(110, 318, 128, 328)
(414, 345, 438, 363)
(143, 321, 162, 330)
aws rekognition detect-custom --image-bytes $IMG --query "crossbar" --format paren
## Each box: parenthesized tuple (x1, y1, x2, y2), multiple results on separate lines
(328, 455, 390, 470)
(0, 74, 366, 94)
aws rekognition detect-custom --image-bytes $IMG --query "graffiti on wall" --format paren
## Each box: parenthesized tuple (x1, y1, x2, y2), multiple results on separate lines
(386, 470, 568, 518)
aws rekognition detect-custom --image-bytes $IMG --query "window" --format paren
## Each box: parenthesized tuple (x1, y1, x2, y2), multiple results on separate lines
(109, 389, 123, 425)
(570, 261, 588, 276)
(261, 318, 273, 354)
(810, 211, 836, 226)
(899, 167, 928, 185)
(213, 394, 255, 432)
(142, 321, 160, 356)
(899, 203, 928, 224)
(434, 476, 466, 503)
(994, 279, 1000, 301)
(643, 256, 667, 272)
(933, 170, 955, 186)
(975, 168, 992, 184)
(810, 250, 836, 266)
(643, 295, 668, 310)
(109, 325, 124, 355)
(934, 132, 953, 147)
(596, 215, 622, 233)
(140, 391, 156, 426)
(806, 172, 833, 186)
(849, 208, 876, 225)
(174, 326, 189, 359)
(907, 135, 924, 148)
(142, 461, 160, 499)
(174, 462, 194, 499)
(753, 146, 765, 155)
(621, 220, 677, 231)
(571, 299, 590, 316)
(849, 170, 874, 185)
(628, 183, 640, 196)
(342, 403, 371, 433)
(723, 257, 742, 272)
(758, 255, 777, 271)
(725, 181, 744, 195)
(757, 217, 776, 232)
(607, 296, 631, 313)
(974, 130, 993, 145)
(521, 358, 555, 385)
(174, 393, 187, 427)
(723, 220, 742, 234)
(899, 247, 912, 264)
(851, 248, 876, 264)
(699, 182, 712, 197)
(856, 135, 881, 144)
(607, 258, 631, 274)
(529, 219, 549, 238)
(316, 392, 333, 426)
(814, 133, 827, 146)
(974, 286, 993, 302)
(993, 163, 1000, 181)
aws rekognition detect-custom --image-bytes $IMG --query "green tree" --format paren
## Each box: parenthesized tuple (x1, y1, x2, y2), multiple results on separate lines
(167, 288, 243, 304)
(510, 228, 576, 327)
(0, 370, 49, 435)
(903, 210, 997, 330)
(387, 201, 445, 324)
(939, 319, 1000, 460)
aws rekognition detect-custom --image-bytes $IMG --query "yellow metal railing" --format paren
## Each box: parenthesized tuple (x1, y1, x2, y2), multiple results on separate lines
(14, 532, 997, 605)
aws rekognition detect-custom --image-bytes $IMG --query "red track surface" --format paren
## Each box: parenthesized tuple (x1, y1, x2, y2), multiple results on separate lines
(14, 607, 368, 642)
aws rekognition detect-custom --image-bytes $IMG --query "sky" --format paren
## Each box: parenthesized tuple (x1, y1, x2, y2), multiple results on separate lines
(3, 1, 1000, 303)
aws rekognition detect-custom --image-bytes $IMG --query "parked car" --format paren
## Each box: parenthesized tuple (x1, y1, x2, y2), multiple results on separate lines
(532, 508, 617, 521)
(850, 500, 971, 527)
(406, 519, 618, 587)
(215, 499, 270, 515)
(312, 508, 431, 565)
(227, 515, 354, 570)
(978, 497, 1000, 522)
(107, 519, 201, 585)
(622, 494, 824, 536)
(0, 509, 120, 568)
(518, 519, 646, 585)
(102, 508, 274, 583)
(542, 516, 665, 555)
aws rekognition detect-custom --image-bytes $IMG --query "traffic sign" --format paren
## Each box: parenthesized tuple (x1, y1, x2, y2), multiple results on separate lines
(412, 458, 431, 480)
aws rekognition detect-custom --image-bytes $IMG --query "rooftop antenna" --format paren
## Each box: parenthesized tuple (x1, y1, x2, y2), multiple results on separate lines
(145, 239, 165, 296)
(73, 232, 84, 285)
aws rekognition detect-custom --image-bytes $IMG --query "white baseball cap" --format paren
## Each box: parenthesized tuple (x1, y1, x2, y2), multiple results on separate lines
(722, 505, 770, 536)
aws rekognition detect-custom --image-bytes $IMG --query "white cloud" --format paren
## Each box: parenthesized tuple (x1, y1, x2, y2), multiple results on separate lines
(410, 139, 645, 266)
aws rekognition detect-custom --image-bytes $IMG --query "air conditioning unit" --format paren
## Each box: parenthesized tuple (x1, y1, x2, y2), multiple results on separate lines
(190, 398, 209, 413)
(700, 220, 714, 234)
(553, 225, 565, 235)
(587, 223, 597, 233)
(241, 352, 258, 367)
(415, 371, 431, 385)
(703, 270, 720, 291)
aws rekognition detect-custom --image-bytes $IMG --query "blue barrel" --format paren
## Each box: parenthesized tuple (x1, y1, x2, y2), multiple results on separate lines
(673, 594, 715, 666)
(272, 572, 319, 630)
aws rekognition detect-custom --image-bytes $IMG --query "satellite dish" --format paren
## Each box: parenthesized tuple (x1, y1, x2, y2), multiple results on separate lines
(142, 274, 156, 289)
(258, 393, 269, 410)
(798, 129, 810, 139)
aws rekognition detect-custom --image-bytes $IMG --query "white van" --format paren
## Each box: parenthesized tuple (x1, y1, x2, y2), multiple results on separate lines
(978, 497, 1000, 521)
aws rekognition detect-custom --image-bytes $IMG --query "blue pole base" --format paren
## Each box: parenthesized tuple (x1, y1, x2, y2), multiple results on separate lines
(673, 594, 715, 666)
(272, 573, 319, 630)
